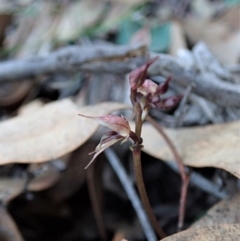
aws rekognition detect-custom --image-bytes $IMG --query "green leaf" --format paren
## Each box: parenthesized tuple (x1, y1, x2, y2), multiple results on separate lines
(150, 22, 171, 53)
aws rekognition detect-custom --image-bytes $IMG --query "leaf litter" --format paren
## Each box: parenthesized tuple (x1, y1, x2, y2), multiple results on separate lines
(0, 99, 128, 164)
(0, 0, 240, 240)
(140, 121, 240, 178)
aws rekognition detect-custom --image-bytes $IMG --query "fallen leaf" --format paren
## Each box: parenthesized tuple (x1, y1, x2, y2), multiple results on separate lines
(0, 99, 128, 164)
(6, 1, 56, 57)
(162, 224, 240, 241)
(0, 178, 25, 204)
(192, 192, 240, 228)
(139, 121, 240, 178)
(27, 154, 70, 192)
(45, 142, 96, 201)
(54, 0, 106, 43)
(170, 21, 187, 56)
(183, 6, 240, 64)
(0, 81, 33, 108)
(18, 99, 45, 116)
(0, 206, 24, 241)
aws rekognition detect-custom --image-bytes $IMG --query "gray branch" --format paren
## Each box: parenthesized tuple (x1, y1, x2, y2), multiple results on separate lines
(0, 41, 239, 107)
(149, 52, 240, 107)
(0, 44, 147, 82)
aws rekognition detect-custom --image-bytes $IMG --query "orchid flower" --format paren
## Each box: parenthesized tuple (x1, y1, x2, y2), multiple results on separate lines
(78, 114, 137, 168)
(129, 58, 182, 121)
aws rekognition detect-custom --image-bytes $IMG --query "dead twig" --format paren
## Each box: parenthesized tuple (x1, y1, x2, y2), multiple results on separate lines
(174, 84, 193, 127)
(149, 52, 240, 107)
(146, 116, 190, 231)
(0, 44, 147, 82)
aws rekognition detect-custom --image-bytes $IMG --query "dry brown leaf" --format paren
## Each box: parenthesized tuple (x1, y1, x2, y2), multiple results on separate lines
(97, 3, 131, 32)
(192, 192, 240, 228)
(45, 142, 96, 201)
(0, 99, 128, 164)
(0, 81, 33, 108)
(140, 121, 240, 178)
(55, 0, 105, 43)
(111, 231, 125, 241)
(170, 21, 187, 56)
(0, 178, 25, 204)
(27, 154, 70, 192)
(6, 1, 56, 57)
(162, 224, 240, 241)
(18, 99, 45, 116)
(183, 6, 240, 64)
(0, 206, 25, 241)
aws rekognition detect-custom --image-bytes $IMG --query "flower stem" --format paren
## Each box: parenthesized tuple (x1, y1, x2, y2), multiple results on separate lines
(131, 144, 166, 239)
(146, 116, 190, 231)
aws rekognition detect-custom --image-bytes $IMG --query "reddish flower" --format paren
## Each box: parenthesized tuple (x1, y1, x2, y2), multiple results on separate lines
(133, 76, 182, 120)
(129, 57, 158, 90)
(137, 79, 158, 96)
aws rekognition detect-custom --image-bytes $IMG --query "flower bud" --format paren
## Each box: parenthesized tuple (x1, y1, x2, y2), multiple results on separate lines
(128, 57, 158, 90)
(154, 95, 182, 109)
(155, 76, 172, 95)
(137, 79, 158, 96)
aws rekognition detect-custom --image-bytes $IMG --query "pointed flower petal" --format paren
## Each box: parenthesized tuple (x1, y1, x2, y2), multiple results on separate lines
(129, 57, 158, 90)
(90, 131, 121, 154)
(155, 76, 172, 95)
(153, 95, 182, 109)
(85, 136, 123, 169)
(78, 114, 131, 137)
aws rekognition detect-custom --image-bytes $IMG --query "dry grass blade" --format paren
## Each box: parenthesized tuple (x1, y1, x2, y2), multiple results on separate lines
(0, 99, 128, 164)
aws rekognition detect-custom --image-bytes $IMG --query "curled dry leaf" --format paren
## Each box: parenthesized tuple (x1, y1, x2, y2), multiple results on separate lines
(0, 207, 25, 241)
(0, 99, 128, 164)
(27, 154, 70, 192)
(183, 6, 240, 64)
(18, 99, 45, 116)
(0, 81, 33, 108)
(192, 192, 240, 228)
(138, 121, 240, 178)
(0, 178, 26, 204)
(45, 142, 96, 201)
(162, 224, 240, 241)
(55, 0, 106, 43)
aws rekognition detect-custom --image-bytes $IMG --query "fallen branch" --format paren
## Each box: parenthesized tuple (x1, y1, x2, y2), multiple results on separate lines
(149, 46, 240, 108)
(0, 44, 147, 82)
(1, 42, 239, 107)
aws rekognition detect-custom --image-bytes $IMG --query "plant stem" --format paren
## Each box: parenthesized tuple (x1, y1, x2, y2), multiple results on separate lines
(134, 104, 143, 138)
(87, 162, 106, 241)
(131, 144, 166, 239)
(105, 148, 157, 241)
(146, 116, 190, 231)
